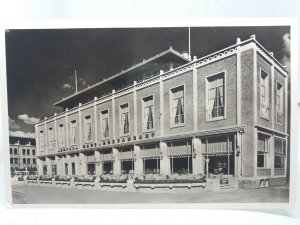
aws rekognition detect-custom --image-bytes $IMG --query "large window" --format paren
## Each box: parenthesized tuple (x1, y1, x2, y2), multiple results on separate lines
(70, 120, 77, 145)
(274, 138, 286, 169)
(260, 69, 270, 119)
(14, 148, 17, 155)
(143, 96, 154, 131)
(32, 150, 35, 156)
(39, 130, 44, 147)
(207, 73, 225, 120)
(257, 133, 270, 168)
(276, 82, 284, 125)
(48, 127, 54, 149)
(58, 124, 64, 147)
(84, 115, 92, 143)
(9, 148, 12, 155)
(101, 110, 109, 139)
(22, 149, 26, 155)
(170, 85, 184, 126)
(52, 165, 57, 176)
(43, 166, 47, 175)
(120, 104, 129, 135)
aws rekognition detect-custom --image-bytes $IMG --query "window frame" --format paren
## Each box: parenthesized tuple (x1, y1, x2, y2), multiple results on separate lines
(119, 103, 130, 137)
(84, 115, 93, 143)
(48, 127, 54, 149)
(70, 120, 77, 146)
(100, 109, 110, 140)
(142, 95, 155, 132)
(205, 71, 226, 122)
(275, 80, 284, 125)
(259, 68, 270, 120)
(274, 137, 286, 169)
(169, 84, 186, 128)
(58, 124, 65, 148)
(257, 132, 271, 168)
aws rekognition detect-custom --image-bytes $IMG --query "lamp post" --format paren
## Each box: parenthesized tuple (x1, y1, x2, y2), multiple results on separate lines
(205, 157, 210, 178)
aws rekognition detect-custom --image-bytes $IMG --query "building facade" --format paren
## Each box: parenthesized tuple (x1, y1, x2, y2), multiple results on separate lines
(9, 136, 37, 174)
(35, 35, 289, 188)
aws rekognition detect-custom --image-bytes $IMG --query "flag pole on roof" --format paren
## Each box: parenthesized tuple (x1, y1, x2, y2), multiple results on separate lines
(75, 69, 78, 93)
(188, 26, 191, 60)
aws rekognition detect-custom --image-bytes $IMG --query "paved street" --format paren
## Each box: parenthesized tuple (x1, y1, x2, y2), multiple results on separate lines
(11, 184, 289, 204)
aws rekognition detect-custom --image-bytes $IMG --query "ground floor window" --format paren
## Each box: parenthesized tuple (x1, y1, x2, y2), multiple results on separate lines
(170, 156, 192, 174)
(202, 134, 235, 175)
(257, 133, 270, 168)
(87, 163, 95, 175)
(103, 161, 113, 174)
(121, 160, 134, 174)
(51, 165, 57, 175)
(43, 165, 47, 175)
(143, 158, 160, 174)
(65, 163, 68, 175)
(274, 138, 286, 169)
(72, 162, 75, 175)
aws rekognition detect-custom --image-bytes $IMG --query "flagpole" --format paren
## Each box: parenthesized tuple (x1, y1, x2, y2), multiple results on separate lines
(188, 27, 191, 60)
(75, 69, 78, 93)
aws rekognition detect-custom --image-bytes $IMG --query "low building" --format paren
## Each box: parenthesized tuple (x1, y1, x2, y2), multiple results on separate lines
(9, 136, 37, 174)
(35, 35, 289, 188)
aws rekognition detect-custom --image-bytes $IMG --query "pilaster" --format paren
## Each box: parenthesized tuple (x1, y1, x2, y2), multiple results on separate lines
(112, 148, 121, 175)
(192, 137, 203, 175)
(133, 145, 143, 175)
(159, 76, 164, 136)
(95, 151, 102, 175)
(159, 141, 170, 175)
(133, 81, 138, 137)
(193, 68, 198, 132)
(78, 103, 82, 149)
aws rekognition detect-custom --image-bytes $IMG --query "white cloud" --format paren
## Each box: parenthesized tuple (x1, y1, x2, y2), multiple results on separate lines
(79, 77, 87, 85)
(281, 33, 290, 72)
(18, 114, 40, 125)
(9, 130, 35, 139)
(62, 83, 72, 89)
(9, 117, 20, 130)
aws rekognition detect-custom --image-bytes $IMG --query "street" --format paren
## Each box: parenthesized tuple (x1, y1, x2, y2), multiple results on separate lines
(11, 184, 289, 204)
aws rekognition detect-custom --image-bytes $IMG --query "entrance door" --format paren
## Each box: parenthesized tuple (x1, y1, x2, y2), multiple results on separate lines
(208, 155, 234, 175)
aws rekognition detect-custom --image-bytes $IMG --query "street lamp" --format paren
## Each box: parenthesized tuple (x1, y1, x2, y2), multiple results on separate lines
(205, 157, 210, 178)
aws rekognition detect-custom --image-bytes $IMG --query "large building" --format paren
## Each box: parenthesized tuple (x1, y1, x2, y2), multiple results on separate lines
(35, 35, 289, 188)
(9, 136, 37, 174)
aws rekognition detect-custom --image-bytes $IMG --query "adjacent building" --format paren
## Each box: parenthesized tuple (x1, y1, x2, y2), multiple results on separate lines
(9, 136, 37, 174)
(35, 35, 289, 188)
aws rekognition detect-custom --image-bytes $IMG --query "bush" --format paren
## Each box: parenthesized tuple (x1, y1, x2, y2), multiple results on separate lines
(39, 175, 54, 181)
(55, 175, 72, 182)
(134, 174, 206, 184)
(99, 174, 129, 183)
(74, 175, 95, 182)
(26, 175, 38, 180)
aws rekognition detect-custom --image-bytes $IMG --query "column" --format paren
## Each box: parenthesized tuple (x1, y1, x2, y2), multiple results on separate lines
(112, 148, 121, 175)
(79, 152, 86, 175)
(159, 141, 170, 175)
(37, 158, 43, 175)
(133, 145, 143, 175)
(46, 157, 51, 175)
(133, 81, 138, 137)
(193, 68, 198, 132)
(93, 97, 98, 145)
(192, 137, 203, 175)
(112, 90, 116, 140)
(56, 155, 63, 175)
(75, 153, 81, 175)
(159, 76, 164, 136)
(78, 103, 83, 150)
(95, 151, 103, 175)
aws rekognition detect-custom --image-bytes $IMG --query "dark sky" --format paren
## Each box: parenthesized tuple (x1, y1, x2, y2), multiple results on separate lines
(5, 26, 290, 135)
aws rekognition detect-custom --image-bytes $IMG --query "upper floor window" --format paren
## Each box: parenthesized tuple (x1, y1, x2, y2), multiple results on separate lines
(14, 148, 17, 155)
(274, 138, 286, 169)
(143, 96, 154, 131)
(70, 120, 77, 145)
(260, 69, 270, 119)
(84, 115, 92, 143)
(27, 149, 30, 155)
(9, 148, 12, 155)
(101, 110, 109, 139)
(48, 127, 54, 149)
(276, 81, 284, 125)
(39, 130, 44, 147)
(257, 133, 270, 168)
(170, 86, 184, 126)
(22, 149, 26, 155)
(32, 149, 35, 156)
(33, 158, 36, 164)
(207, 73, 225, 121)
(58, 124, 64, 147)
(120, 103, 129, 135)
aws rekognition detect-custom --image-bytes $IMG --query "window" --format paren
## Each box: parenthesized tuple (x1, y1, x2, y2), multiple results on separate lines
(143, 96, 154, 131)
(276, 82, 284, 124)
(84, 115, 92, 143)
(27, 158, 30, 164)
(260, 69, 270, 119)
(58, 124, 64, 147)
(9, 148, 12, 155)
(101, 110, 109, 139)
(120, 104, 129, 135)
(15, 158, 18, 164)
(14, 148, 17, 155)
(33, 159, 36, 164)
(39, 130, 44, 147)
(32, 150, 35, 156)
(48, 127, 54, 149)
(70, 120, 77, 145)
(170, 86, 185, 126)
(10, 158, 13, 164)
(257, 133, 270, 168)
(22, 149, 26, 155)
(207, 73, 225, 120)
(27, 149, 30, 155)
(274, 138, 286, 169)
(43, 166, 47, 175)
(23, 158, 26, 164)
